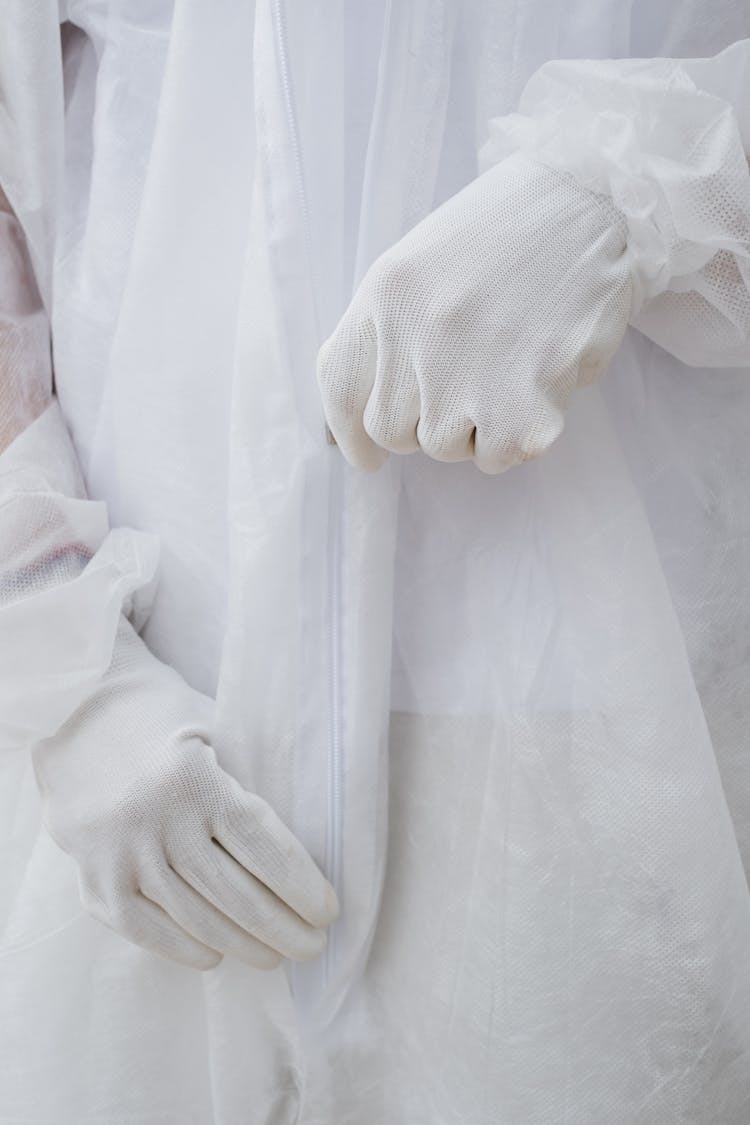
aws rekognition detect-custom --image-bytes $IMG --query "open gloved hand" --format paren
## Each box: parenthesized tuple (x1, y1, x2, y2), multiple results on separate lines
(317, 152, 633, 474)
(32, 616, 339, 971)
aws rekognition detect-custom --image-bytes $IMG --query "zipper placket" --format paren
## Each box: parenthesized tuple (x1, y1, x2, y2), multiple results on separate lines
(271, 0, 344, 987)
(325, 460, 344, 982)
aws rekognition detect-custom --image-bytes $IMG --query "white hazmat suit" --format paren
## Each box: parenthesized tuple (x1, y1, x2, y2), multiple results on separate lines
(1, 2, 750, 1122)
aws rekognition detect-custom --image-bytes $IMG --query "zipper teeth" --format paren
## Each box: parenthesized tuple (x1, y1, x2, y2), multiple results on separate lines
(271, 0, 343, 981)
(326, 467, 344, 979)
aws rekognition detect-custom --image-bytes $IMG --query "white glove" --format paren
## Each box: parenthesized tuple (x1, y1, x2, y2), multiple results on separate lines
(32, 617, 339, 970)
(318, 44, 750, 474)
(0, 191, 337, 971)
(317, 152, 633, 474)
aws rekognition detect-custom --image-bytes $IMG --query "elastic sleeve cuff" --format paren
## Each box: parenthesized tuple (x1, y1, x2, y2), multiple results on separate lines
(480, 46, 750, 326)
(0, 402, 160, 748)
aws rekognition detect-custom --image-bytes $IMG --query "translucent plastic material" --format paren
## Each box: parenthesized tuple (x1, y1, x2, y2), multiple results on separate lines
(1, 2, 750, 1123)
(0, 404, 160, 747)
(482, 47, 750, 361)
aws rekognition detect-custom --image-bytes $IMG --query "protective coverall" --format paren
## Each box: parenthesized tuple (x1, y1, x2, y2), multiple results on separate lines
(1, 2, 750, 1122)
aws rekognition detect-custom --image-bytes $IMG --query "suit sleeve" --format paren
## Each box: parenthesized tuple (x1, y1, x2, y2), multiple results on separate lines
(482, 39, 750, 367)
(0, 9, 159, 751)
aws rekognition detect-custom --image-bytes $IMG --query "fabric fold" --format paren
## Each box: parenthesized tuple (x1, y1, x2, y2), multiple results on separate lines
(0, 402, 159, 749)
(481, 43, 750, 361)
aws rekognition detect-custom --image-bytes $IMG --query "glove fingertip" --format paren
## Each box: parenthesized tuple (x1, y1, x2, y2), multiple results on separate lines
(194, 949, 224, 972)
(307, 878, 340, 928)
(338, 438, 389, 473)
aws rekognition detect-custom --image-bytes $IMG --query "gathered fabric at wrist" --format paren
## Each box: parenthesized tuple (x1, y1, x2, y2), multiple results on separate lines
(481, 50, 750, 342)
(0, 402, 159, 748)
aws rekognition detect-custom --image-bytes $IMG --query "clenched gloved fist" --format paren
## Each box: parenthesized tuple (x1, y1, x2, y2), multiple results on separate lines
(317, 152, 633, 474)
(33, 617, 338, 970)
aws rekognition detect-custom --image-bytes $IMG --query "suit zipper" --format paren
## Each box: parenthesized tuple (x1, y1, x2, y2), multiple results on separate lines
(271, 0, 343, 987)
